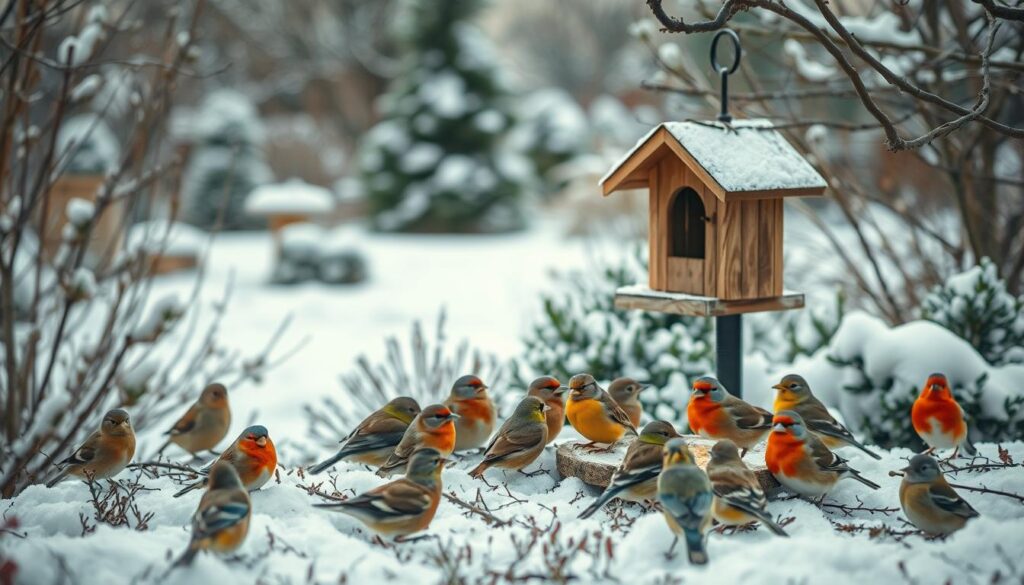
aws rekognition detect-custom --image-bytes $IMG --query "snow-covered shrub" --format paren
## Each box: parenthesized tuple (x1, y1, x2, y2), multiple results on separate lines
(509, 88, 588, 195)
(318, 229, 368, 285)
(358, 0, 534, 233)
(750, 290, 846, 364)
(920, 258, 1024, 365)
(514, 244, 712, 421)
(182, 89, 272, 230)
(272, 223, 323, 285)
(56, 114, 120, 175)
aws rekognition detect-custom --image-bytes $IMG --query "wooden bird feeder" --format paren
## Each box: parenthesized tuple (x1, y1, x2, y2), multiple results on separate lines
(599, 31, 828, 396)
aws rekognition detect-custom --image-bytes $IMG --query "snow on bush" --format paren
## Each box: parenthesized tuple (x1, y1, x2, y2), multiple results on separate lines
(126, 220, 206, 258)
(509, 88, 588, 194)
(920, 257, 1024, 365)
(56, 114, 121, 175)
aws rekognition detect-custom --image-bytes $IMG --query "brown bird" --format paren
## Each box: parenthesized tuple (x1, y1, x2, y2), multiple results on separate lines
(309, 397, 421, 473)
(772, 374, 881, 460)
(687, 376, 772, 454)
(174, 462, 252, 566)
(159, 383, 231, 457)
(526, 376, 567, 444)
(566, 374, 637, 448)
(706, 440, 788, 536)
(899, 454, 979, 536)
(376, 404, 458, 477)
(46, 409, 136, 487)
(608, 377, 647, 428)
(444, 375, 497, 451)
(469, 396, 549, 478)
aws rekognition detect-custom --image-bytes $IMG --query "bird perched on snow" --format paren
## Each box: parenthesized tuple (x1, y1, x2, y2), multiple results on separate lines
(316, 447, 445, 541)
(309, 397, 422, 473)
(173, 425, 277, 498)
(772, 374, 881, 460)
(706, 440, 788, 536)
(443, 375, 497, 451)
(376, 404, 458, 477)
(899, 453, 979, 536)
(469, 396, 549, 479)
(158, 383, 231, 458)
(526, 376, 567, 444)
(911, 373, 976, 458)
(687, 376, 772, 454)
(578, 420, 681, 519)
(566, 374, 637, 448)
(765, 411, 879, 499)
(608, 377, 647, 428)
(658, 438, 713, 565)
(46, 409, 136, 487)
(174, 462, 251, 567)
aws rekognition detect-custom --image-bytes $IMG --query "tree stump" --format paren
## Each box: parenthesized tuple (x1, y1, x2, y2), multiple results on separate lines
(555, 435, 781, 496)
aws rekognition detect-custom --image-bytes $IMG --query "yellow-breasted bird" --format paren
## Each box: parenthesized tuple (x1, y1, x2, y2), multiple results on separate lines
(578, 420, 681, 519)
(706, 439, 788, 536)
(46, 409, 136, 487)
(899, 453, 979, 536)
(174, 462, 252, 566)
(309, 397, 422, 473)
(766, 411, 879, 499)
(772, 374, 881, 460)
(911, 373, 976, 458)
(376, 404, 458, 477)
(158, 383, 231, 457)
(444, 375, 497, 451)
(526, 376, 567, 444)
(608, 377, 647, 428)
(469, 396, 549, 478)
(687, 376, 772, 454)
(566, 374, 637, 447)
(173, 425, 277, 498)
(658, 438, 713, 565)
(315, 448, 446, 541)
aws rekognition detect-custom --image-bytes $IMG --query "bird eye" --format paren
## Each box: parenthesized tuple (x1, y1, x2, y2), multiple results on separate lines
(789, 384, 797, 389)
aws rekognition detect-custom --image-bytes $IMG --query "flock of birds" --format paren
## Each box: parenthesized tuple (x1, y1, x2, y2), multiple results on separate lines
(43, 371, 981, 567)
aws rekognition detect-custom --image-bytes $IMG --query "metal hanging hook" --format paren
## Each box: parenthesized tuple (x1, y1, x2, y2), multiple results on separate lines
(709, 29, 742, 123)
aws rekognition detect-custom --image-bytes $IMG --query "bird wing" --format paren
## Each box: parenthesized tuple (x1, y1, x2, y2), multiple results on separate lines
(800, 400, 858, 443)
(724, 398, 772, 430)
(929, 480, 979, 519)
(340, 429, 407, 457)
(167, 403, 200, 436)
(194, 492, 250, 536)
(709, 466, 767, 515)
(59, 430, 101, 466)
(660, 469, 713, 530)
(600, 392, 637, 433)
(481, 423, 545, 464)
(807, 435, 852, 473)
(348, 479, 433, 519)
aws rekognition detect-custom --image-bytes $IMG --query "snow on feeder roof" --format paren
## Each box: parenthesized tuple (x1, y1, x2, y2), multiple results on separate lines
(244, 179, 335, 216)
(600, 119, 827, 201)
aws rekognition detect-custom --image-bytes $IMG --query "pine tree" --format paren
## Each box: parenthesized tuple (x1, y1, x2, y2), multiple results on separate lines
(358, 0, 534, 233)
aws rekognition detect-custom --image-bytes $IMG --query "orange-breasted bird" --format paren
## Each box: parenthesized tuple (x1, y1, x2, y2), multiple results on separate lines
(309, 397, 422, 473)
(376, 404, 458, 477)
(174, 462, 251, 566)
(772, 374, 881, 460)
(658, 438, 713, 565)
(526, 376, 567, 444)
(444, 375, 497, 451)
(608, 377, 648, 428)
(173, 425, 277, 498)
(707, 440, 788, 536)
(687, 376, 772, 454)
(158, 383, 231, 457)
(899, 453, 979, 536)
(566, 374, 637, 447)
(469, 396, 548, 478)
(578, 420, 681, 519)
(315, 448, 445, 541)
(46, 409, 136, 487)
(765, 411, 880, 499)
(911, 373, 976, 458)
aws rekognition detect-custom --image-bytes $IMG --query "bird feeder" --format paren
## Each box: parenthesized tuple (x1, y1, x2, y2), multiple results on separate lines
(244, 178, 336, 235)
(599, 31, 827, 396)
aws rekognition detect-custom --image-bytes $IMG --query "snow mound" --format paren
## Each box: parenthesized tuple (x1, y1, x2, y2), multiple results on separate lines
(126, 220, 206, 257)
(245, 179, 335, 216)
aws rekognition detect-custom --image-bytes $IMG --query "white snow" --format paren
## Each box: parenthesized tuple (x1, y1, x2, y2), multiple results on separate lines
(418, 70, 468, 118)
(126, 220, 206, 257)
(244, 179, 335, 216)
(400, 143, 444, 174)
(657, 43, 684, 70)
(65, 197, 95, 228)
(783, 40, 837, 82)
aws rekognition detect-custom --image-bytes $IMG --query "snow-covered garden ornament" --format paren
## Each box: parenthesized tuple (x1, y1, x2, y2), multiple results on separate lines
(599, 31, 827, 396)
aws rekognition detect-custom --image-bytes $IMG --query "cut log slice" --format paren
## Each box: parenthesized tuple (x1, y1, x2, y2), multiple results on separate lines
(555, 435, 781, 496)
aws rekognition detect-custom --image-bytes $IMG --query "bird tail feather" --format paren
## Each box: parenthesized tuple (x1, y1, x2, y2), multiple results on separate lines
(308, 452, 345, 475)
(850, 472, 881, 490)
(683, 528, 708, 565)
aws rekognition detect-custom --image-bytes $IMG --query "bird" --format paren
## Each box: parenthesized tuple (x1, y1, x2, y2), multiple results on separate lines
(657, 438, 713, 565)
(772, 374, 881, 460)
(765, 410, 880, 499)
(158, 383, 231, 458)
(376, 404, 458, 477)
(173, 426, 277, 498)
(608, 377, 647, 428)
(174, 462, 252, 566)
(443, 375, 497, 451)
(565, 374, 637, 448)
(899, 453, 979, 536)
(315, 447, 445, 541)
(308, 397, 421, 473)
(46, 409, 136, 487)
(469, 396, 549, 479)
(911, 373, 977, 458)
(526, 376, 567, 444)
(706, 439, 788, 536)
(577, 420, 681, 519)
(687, 376, 772, 454)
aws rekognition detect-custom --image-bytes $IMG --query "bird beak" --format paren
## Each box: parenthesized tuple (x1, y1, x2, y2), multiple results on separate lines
(691, 388, 707, 397)
(900, 465, 911, 473)
(477, 385, 489, 393)
(446, 413, 461, 421)
(772, 423, 786, 433)
(255, 436, 268, 447)
(772, 383, 787, 392)
(542, 404, 551, 412)
(554, 386, 568, 396)
(638, 384, 650, 392)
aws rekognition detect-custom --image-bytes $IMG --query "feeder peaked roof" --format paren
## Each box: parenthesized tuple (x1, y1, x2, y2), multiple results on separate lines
(600, 119, 828, 201)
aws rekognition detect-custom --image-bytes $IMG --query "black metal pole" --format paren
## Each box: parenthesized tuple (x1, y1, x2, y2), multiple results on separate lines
(715, 314, 742, 397)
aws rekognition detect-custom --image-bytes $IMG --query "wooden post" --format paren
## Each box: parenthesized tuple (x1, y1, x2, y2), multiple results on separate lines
(716, 314, 742, 397)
